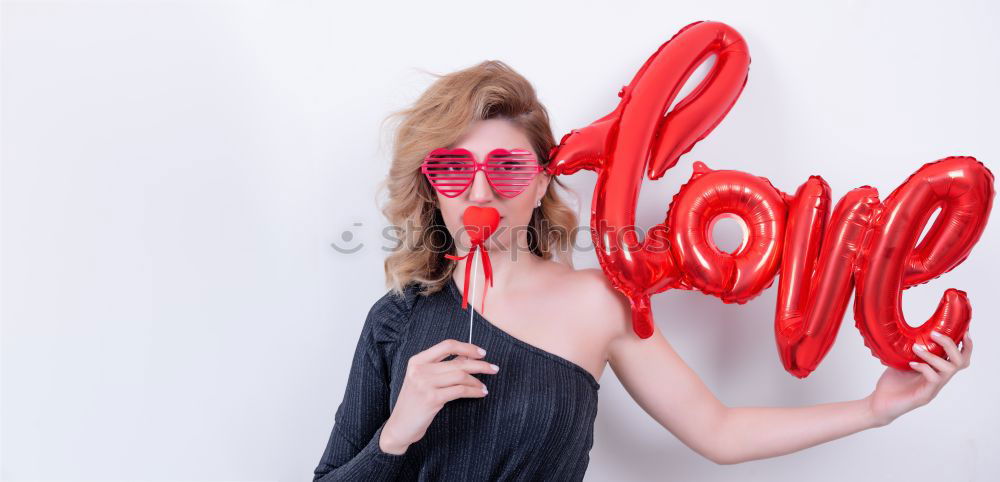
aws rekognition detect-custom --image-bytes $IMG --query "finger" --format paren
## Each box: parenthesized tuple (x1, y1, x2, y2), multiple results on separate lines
(962, 332, 972, 367)
(930, 331, 963, 365)
(412, 339, 486, 364)
(909, 361, 941, 385)
(438, 383, 489, 403)
(428, 356, 500, 375)
(429, 370, 485, 390)
(912, 344, 954, 375)
(436, 358, 499, 376)
(961, 332, 973, 361)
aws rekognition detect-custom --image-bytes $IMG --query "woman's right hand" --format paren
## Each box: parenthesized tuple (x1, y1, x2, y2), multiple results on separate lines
(378, 339, 499, 455)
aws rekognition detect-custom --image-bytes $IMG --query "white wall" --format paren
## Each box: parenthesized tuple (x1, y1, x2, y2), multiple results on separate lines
(3, 1, 998, 480)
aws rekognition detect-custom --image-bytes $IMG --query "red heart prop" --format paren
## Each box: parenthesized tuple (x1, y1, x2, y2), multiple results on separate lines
(445, 206, 500, 312)
(462, 206, 500, 244)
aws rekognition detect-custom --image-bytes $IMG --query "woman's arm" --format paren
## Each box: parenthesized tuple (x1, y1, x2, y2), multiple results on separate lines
(596, 272, 973, 465)
(313, 295, 409, 481)
(710, 398, 877, 465)
(713, 329, 972, 464)
(605, 315, 730, 464)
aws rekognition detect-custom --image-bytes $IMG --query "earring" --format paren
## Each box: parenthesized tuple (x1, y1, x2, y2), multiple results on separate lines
(535, 199, 542, 208)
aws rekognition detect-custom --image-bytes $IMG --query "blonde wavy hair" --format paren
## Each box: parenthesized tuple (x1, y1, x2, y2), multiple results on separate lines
(377, 60, 579, 298)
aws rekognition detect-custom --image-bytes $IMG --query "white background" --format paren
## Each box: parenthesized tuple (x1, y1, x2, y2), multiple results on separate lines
(3, 0, 998, 480)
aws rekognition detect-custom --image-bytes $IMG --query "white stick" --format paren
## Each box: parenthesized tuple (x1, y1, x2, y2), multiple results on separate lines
(468, 248, 477, 344)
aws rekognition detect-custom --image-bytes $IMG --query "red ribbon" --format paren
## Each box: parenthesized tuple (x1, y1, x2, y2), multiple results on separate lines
(445, 240, 493, 313)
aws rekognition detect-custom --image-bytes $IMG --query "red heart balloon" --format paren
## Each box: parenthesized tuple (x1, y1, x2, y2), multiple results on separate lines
(462, 206, 500, 244)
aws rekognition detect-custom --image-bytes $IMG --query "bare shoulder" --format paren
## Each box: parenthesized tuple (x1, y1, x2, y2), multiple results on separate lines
(544, 265, 634, 355)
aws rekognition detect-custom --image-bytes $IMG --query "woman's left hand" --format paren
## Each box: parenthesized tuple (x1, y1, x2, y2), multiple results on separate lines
(865, 330, 973, 427)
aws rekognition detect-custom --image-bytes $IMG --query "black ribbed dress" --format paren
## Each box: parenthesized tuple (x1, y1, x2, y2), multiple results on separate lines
(313, 277, 601, 481)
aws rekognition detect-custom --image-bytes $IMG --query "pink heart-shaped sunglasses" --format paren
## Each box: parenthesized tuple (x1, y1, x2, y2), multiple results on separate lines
(421, 147, 547, 198)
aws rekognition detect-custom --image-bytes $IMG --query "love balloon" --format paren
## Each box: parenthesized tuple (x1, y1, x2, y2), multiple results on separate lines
(547, 20, 995, 378)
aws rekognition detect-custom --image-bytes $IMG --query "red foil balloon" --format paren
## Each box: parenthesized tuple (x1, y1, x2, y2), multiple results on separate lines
(445, 206, 499, 313)
(854, 157, 994, 371)
(776, 180, 880, 378)
(546, 20, 995, 379)
(667, 162, 787, 302)
(547, 20, 750, 338)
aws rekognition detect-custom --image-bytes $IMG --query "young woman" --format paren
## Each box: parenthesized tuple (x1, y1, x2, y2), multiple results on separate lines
(313, 60, 973, 481)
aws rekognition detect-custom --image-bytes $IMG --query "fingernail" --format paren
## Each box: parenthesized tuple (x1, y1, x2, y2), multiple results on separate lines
(913, 344, 926, 351)
(909, 361, 919, 368)
(931, 331, 943, 338)
(478, 347, 486, 356)
(490, 364, 499, 372)
(482, 386, 488, 395)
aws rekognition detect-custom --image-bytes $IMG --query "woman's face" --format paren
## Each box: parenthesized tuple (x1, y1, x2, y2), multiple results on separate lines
(434, 118, 551, 254)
